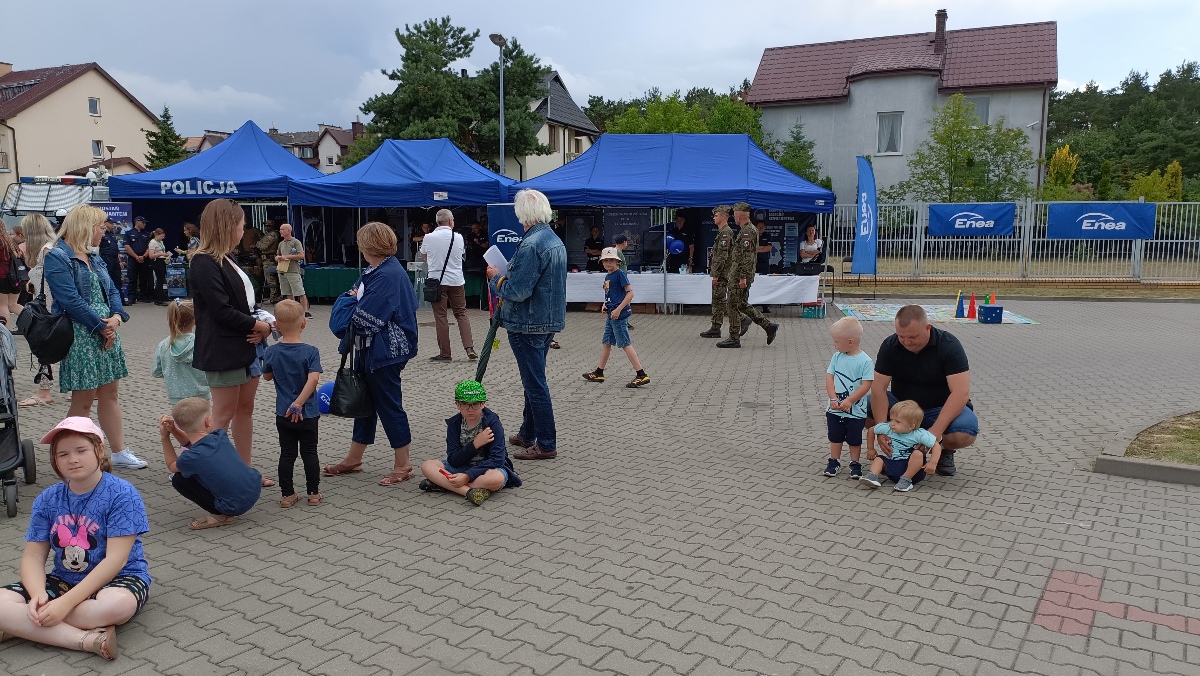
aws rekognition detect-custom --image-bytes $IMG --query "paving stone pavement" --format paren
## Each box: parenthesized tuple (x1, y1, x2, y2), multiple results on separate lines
(1, 298, 1198, 676)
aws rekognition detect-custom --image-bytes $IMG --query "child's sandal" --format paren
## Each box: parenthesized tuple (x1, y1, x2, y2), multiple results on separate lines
(307, 493, 323, 506)
(79, 625, 117, 660)
(279, 494, 302, 508)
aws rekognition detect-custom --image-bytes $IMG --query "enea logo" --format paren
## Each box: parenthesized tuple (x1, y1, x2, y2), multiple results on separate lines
(858, 193, 873, 236)
(951, 211, 995, 229)
(493, 228, 523, 244)
(160, 180, 238, 195)
(1077, 212, 1127, 231)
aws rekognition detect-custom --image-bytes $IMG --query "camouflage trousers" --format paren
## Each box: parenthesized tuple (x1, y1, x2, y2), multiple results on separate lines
(709, 278, 729, 330)
(726, 284, 770, 338)
(262, 262, 281, 301)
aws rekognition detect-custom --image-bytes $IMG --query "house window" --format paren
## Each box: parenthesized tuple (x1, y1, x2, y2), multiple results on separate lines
(91, 140, 104, 158)
(963, 96, 990, 125)
(877, 112, 903, 154)
(548, 124, 559, 152)
(300, 146, 314, 159)
(326, 156, 335, 165)
(574, 137, 583, 153)
(88, 97, 101, 116)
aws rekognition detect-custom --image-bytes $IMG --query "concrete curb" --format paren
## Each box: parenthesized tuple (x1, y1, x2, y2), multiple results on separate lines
(1093, 404, 1200, 485)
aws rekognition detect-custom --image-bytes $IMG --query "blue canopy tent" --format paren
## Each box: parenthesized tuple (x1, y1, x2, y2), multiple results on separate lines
(109, 120, 322, 200)
(509, 133, 835, 211)
(287, 138, 514, 207)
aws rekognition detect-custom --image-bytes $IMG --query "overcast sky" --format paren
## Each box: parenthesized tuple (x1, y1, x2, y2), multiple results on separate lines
(4, 0, 1196, 135)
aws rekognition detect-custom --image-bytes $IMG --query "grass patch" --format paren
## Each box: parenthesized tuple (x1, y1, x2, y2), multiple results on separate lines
(1126, 412, 1200, 466)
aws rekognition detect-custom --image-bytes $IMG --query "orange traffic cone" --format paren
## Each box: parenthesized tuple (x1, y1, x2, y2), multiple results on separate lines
(967, 292, 977, 319)
(991, 292, 997, 305)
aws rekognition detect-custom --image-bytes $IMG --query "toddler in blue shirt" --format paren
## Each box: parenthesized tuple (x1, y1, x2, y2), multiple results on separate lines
(582, 248, 649, 388)
(261, 300, 323, 508)
(860, 400, 942, 492)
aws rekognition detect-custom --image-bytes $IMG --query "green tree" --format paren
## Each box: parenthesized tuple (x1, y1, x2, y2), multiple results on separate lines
(704, 97, 764, 145)
(1095, 160, 1115, 200)
(468, 39, 552, 167)
(884, 94, 1034, 202)
(142, 105, 187, 170)
(773, 122, 826, 185)
(607, 93, 707, 133)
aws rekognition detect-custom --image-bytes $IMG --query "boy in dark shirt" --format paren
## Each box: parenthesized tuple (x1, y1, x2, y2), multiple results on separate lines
(583, 248, 649, 388)
(418, 380, 522, 506)
(261, 300, 324, 507)
(160, 398, 262, 530)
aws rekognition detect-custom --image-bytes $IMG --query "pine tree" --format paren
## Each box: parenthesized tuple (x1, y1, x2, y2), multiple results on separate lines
(143, 106, 188, 169)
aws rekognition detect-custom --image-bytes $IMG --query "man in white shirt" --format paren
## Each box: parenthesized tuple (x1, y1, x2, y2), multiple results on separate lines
(420, 209, 476, 362)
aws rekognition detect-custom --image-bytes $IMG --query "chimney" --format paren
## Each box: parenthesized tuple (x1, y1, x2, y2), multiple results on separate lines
(461, 68, 468, 78)
(0, 62, 12, 77)
(934, 9, 948, 55)
(351, 120, 365, 139)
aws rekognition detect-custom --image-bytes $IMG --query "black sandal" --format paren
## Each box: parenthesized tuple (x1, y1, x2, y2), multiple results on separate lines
(418, 479, 446, 493)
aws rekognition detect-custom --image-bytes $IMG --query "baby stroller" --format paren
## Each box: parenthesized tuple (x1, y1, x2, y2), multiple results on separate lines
(0, 322, 36, 517)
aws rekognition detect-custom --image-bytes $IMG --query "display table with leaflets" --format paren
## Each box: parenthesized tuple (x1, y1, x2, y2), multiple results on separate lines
(302, 266, 361, 299)
(565, 272, 819, 305)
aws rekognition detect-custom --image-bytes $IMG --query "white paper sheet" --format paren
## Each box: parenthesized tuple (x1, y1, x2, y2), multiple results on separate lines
(483, 246, 509, 275)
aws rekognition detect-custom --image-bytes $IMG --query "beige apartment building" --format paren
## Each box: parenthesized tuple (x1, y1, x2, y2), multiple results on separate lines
(0, 61, 156, 197)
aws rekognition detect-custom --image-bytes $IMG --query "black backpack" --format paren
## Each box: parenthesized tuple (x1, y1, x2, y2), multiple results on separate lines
(16, 267, 74, 365)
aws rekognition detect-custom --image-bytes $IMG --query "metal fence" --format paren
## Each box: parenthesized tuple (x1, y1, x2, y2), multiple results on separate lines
(817, 201, 1200, 280)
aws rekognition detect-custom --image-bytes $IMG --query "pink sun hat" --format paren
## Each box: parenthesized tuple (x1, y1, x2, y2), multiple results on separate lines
(40, 417, 106, 445)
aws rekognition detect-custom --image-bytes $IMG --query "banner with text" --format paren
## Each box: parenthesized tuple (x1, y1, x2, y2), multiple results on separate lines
(851, 157, 877, 275)
(1047, 202, 1156, 240)
(928, 203, 1015, 237)
(486, 203, 524, 260)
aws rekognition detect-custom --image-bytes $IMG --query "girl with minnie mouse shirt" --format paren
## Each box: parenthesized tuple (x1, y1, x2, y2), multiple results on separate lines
(0, 417, 150, 660)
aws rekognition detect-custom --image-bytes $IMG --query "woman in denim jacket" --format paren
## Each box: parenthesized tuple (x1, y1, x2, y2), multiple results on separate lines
(486, 189, 567, 460)
(43, 205, 146, 469)
(323, 222, 420, 486)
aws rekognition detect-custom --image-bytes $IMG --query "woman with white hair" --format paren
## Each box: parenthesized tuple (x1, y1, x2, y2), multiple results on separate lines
(485, 189, 567, 460)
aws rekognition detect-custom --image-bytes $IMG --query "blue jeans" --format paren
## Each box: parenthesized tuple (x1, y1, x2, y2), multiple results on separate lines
(507, 332, 556, 451)
(352, 361, 412, 449)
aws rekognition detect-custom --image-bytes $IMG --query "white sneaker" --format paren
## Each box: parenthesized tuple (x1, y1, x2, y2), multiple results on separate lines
(110, 449, 148, 469)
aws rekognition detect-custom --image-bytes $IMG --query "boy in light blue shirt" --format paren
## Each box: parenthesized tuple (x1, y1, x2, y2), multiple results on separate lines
(861, 400, 942, 492)
(823, 317, 873, 479)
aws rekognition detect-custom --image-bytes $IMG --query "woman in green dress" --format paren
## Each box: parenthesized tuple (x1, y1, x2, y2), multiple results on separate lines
(43, 205, 146, 469)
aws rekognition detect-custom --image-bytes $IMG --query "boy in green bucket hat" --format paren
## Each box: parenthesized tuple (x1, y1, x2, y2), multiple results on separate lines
(418, 381, 522, 505)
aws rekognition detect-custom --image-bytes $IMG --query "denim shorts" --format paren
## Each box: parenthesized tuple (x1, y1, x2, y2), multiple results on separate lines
(863, 392, 979, 437)
(882, 454, 927, 485)
(602, 317, 631, 348)
(4, 574, 150, 615)
(826, 412, 866, 445)
(443, 461, 512, 488)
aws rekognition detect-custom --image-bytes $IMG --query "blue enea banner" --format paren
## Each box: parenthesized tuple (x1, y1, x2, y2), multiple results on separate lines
(928, 203, 1015, 237)
(486, 203, 524, 261)
(851, 157, 877, 275)
(1047, 202, 1156, 239)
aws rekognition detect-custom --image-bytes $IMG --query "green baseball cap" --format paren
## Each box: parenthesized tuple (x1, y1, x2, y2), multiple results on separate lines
(454, 380, 487, 403)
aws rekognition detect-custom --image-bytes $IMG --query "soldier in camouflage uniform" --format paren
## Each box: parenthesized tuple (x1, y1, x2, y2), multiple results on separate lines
(257, 220, 282, 303)
(700, 205, 736, 338)
(717, 202, 779, 348)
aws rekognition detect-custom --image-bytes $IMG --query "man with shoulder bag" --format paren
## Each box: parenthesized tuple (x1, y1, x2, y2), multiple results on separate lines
(420, 209, 476, 362)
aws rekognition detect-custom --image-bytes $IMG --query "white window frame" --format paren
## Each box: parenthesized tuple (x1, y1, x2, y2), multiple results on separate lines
(963, 96, 990, 125)
(300, 146, 314, 159)
(88, 97, 101, 116)
(326, 156, 335, 165)
(876, 112, 903, 155)
(91, 140, 104, 158)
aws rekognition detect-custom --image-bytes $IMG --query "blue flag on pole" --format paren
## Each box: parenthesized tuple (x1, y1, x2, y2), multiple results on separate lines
(851, 157, 877, 275)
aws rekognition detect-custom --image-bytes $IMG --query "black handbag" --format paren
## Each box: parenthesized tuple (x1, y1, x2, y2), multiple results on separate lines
(16, 269, 74, 365)
(328, 334, 375, 419)
(422, 233, 458, 303)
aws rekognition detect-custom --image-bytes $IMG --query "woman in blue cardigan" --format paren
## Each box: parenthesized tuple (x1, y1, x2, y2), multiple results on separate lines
(324, 222, 420, 486)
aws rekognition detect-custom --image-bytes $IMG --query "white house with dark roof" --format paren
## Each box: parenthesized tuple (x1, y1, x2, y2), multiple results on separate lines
(500, 71, 600, 180)
(746, 10, 1057, 201)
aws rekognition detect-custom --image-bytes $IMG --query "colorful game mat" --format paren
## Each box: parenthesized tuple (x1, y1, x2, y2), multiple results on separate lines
(836, 303, 1038, 325)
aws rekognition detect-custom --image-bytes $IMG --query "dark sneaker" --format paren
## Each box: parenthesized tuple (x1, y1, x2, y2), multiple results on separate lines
(894, 476, 915, 492)
(626, 374, 650, 388)
(467, 350, 478, 360)
(823, 458, 841, 477)
(860, 471, 882, 488)
(429, 355, 452, 362)
(765, 322, 779, 345)
(508, 435, 531, 448)
(466, 488, 491, 506)
(583, 371, 605, 382)
(513, 445, 557, 460)
(740, 317, 752, 336)
(418, 479, 446, 493)
(715, 338, 741, 348)
(936, 450, 957, 477)
(699, 328, 722, 338)
(849, 462, 863, 480)
(304, 312, 313, 319)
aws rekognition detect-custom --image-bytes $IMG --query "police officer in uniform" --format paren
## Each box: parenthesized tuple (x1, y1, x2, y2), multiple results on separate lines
(122, 216, 152, 304)
(700, 205, 735, 338)
(98, 218, 123, 300)
(717, 202, 779, 348)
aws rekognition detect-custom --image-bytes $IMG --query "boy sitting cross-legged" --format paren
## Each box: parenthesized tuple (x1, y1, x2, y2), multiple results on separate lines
(418, 380, 522, 506)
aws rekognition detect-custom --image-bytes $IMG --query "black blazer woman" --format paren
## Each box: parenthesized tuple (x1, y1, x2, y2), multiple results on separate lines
(190, 199, 274, 487)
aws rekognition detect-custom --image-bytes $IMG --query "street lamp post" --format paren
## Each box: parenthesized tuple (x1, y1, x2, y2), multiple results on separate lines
(489, 33, 507, 177)
(105, 143, 116, 179)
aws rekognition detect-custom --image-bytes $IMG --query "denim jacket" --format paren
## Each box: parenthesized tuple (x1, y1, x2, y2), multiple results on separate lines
(488, 223, 566, 334)
(43, 240, 128, 334)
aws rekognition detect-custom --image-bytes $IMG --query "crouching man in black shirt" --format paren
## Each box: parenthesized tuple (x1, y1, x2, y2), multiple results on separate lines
(864, 305, 978, 477)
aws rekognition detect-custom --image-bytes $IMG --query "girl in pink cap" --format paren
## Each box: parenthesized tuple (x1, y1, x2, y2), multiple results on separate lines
(0, 417, 150, 660)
